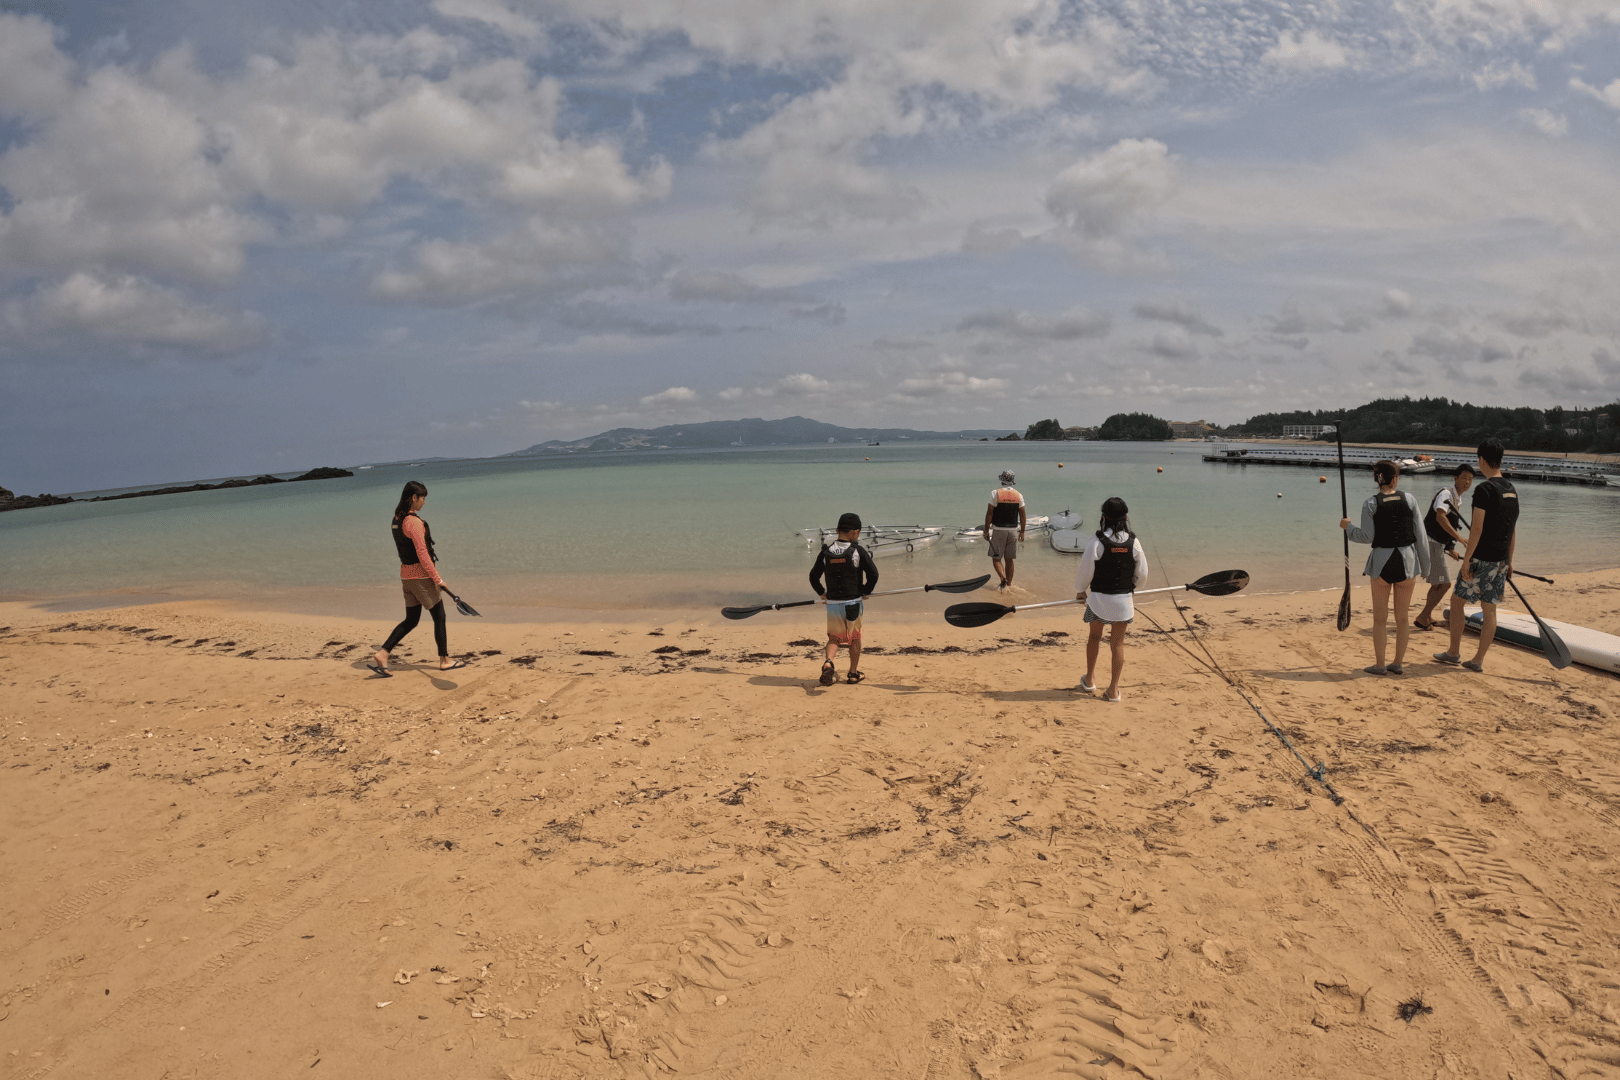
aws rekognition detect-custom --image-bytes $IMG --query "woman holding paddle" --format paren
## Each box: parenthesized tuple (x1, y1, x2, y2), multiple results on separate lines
(1339, 459, 1428, 675)
(1074, 497, 1149, 703)
(369, 481, 468, 677)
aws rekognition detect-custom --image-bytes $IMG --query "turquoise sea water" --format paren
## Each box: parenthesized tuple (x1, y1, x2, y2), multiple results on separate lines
(3, 441, 1617, 618)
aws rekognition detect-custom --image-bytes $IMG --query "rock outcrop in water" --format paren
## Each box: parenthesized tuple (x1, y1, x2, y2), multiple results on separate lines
(0, 468, 355, 513)
(0, 486, 76, 512)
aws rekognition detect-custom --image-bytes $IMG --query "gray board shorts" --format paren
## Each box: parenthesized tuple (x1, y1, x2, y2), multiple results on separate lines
(1424, 539, 1453, 585)
(988, 527, 1020, 561)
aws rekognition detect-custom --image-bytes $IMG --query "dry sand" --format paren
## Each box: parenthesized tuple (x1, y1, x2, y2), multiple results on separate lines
(4, 573, 1620, 1079)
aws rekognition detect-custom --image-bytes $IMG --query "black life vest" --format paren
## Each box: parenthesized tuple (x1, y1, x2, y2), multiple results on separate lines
(820, 542, 865, 601)
(1423, 489, 1463, 546)
(1089, 530, 1137, 595)
(990, 487, 1022, 528)
(1371, 492, 1415, 548)
(392, 512, 438, 566)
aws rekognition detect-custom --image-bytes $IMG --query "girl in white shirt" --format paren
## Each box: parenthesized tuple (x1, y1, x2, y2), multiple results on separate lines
(1075, 497, 1150, 702)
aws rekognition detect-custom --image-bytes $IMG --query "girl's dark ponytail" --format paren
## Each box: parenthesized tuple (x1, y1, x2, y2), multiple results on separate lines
(393, 481, 427, 525)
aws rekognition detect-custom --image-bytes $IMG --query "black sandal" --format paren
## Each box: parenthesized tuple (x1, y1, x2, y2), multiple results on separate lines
(819, 661, 836, 686)
(1412, 619, 1434, 632)
(846, 670, 865, 684)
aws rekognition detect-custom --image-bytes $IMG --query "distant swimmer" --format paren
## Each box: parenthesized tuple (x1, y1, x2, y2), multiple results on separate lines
(1413, 462, 1474, 631)
(1340, 459, 1429, 675)
(369, 481, 468, 676)
(809, 512, 879, 686)
(1073, 497, 1149, 703)
(1435, 439, 1518, 672)
(984, 470, 1027, 590)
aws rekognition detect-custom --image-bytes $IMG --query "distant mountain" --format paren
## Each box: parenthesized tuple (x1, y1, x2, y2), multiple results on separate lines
(503, 416, 1014, 454)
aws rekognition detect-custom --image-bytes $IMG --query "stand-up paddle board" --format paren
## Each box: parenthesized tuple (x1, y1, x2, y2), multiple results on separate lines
(1464, 606, 1620, 674)
(1049, 529, 1088, 554)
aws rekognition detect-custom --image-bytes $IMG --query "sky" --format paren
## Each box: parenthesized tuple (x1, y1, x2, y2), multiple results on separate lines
(3, 0, 1620, 492)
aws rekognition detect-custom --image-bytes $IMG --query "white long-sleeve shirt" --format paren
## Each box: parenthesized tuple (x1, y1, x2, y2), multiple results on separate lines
(1075, 529, 1150, 623)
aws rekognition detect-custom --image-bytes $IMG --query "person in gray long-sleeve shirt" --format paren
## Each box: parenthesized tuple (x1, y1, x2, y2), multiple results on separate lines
(1338, 459, 1429, 676)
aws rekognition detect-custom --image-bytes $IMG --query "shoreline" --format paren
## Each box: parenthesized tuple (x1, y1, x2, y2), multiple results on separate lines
(4, 570, 1619, 1077)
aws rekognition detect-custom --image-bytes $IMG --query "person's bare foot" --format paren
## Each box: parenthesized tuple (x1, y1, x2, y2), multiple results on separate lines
(373, 649, 390, 670)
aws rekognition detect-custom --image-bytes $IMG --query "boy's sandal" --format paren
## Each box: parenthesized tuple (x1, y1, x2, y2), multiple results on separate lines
(846, 670, 865, 684)
(819, 661, 837, 686)
(1412, 619, 1434, 631)
(1077, 675, 1096, 693)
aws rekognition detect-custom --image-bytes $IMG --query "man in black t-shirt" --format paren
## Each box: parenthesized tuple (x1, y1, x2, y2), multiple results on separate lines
(1435, 439, 1519, 672)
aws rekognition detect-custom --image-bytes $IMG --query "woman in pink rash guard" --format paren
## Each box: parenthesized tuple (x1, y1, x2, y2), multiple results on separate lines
(368, 481, 466, 676)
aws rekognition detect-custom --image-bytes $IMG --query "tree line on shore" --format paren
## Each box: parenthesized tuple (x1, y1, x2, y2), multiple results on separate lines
(1235, 396, 1620, 453)
(1020, 397, 1619, 452)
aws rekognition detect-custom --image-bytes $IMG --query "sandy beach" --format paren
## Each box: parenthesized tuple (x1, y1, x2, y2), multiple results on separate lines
(4, 575, 1620, 1079)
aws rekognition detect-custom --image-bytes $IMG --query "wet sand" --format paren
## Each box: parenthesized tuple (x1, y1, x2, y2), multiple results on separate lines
(3, 573, 1620, 1078)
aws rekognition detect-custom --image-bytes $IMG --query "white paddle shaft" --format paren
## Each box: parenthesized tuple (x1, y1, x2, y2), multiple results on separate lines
(1011, 582, 1196, 614)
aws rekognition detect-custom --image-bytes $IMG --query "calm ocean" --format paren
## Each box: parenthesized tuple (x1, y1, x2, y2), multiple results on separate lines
(3, 441, 1617, 620)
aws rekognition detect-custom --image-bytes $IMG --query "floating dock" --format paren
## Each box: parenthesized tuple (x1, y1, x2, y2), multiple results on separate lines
(1202, 445, 1616, 486)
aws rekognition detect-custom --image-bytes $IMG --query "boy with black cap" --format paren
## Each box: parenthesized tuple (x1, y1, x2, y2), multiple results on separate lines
(809, 512, 880, 685)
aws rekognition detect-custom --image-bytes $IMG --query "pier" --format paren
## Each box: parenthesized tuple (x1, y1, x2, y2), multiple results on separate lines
(1202, 444, 1617, 486)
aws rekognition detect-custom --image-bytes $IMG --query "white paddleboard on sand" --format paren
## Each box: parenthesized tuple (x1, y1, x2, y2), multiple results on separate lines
(1464, 605, 1620, 674)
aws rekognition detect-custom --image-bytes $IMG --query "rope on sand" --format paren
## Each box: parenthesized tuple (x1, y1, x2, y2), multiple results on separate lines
(1136, 604, 1345, 805)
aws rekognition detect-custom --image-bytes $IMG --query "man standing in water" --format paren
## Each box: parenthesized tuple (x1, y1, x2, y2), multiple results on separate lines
(984, 470, 1027, 590)
(1413, 462, 1474, 631)
(1435, 440, 1518, 672)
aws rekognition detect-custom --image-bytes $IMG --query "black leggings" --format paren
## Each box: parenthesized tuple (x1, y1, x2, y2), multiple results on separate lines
(382, 601, 447, 657)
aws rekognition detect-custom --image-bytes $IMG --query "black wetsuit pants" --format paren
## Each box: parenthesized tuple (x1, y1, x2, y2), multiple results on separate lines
(382, 600, 448, 657)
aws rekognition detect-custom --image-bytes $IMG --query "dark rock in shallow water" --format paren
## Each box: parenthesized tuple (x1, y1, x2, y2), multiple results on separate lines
(0, 486, 77, 512)
(1, 465, 352, 512)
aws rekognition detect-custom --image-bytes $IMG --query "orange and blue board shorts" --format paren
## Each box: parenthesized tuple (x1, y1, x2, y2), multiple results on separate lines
(826, 599, 863, 645)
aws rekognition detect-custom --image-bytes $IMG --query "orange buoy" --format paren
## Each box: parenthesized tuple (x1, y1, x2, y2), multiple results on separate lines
(864, 457, 870, 461)
(1156, 467, 1163, 473)
(1277, 492, 1283, 498)
(1057, 463, 1063, 467)
(1319, 475, 1327, 483)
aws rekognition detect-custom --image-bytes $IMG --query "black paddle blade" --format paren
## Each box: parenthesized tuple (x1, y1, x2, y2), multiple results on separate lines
(1187, 569, 1249, 596)
(1336, 583, 1352, 632)
(943, 601, 1017, 628)
(1508, 579, 1573, 670)
(721, 599, 818, 620)
(447, 591, 482, 617)
(926, 574, 993, 594)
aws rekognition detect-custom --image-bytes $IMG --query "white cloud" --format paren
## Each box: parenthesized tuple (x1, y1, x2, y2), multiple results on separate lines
(957, 307, 1111, 340)
(0, 22, 670, 317)
(1571, 76, 1620, 111)
(1519, 108, 1569, 138)
(892, 371, 1007, 398)
(1472, 61, 1536, 93)
(0, 14, 74, 121)
(640, 386, 698, 405)
(432, 0, 543, 39)
(1044, 139, 1176, 271)
(771, 372, 831, 396)
(0, 272, 264, 355)
(1262, 31, 1349, 72)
